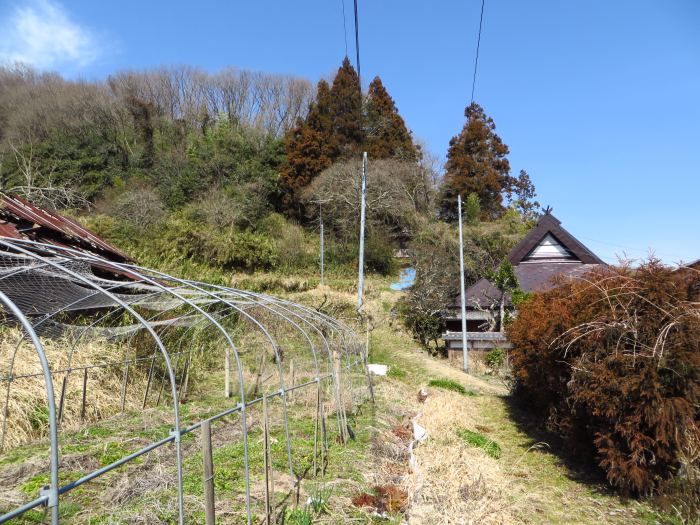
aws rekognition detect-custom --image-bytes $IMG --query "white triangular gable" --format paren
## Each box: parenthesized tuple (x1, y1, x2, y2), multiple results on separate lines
(525, 234, 577, 260)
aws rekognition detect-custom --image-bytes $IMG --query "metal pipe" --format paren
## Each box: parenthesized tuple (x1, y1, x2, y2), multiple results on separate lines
(320, 220, 325, 285)
(0, 495, 49, 523)
(357, 152, 367, 311)
(0, 240, 184, 524)
(0, 291, 59, 525)
(458, 195, 469, 373)
(0, 238, 364, 523)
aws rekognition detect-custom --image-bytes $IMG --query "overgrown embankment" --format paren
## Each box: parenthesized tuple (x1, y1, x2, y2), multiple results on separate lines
(304, 279, 674, 524)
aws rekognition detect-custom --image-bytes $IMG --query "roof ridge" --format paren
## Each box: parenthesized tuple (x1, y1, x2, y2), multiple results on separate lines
(507, 213, 604, 265)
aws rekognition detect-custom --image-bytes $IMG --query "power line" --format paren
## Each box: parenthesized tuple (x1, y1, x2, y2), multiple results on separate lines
(353, 0, 362, 90)
(341, 0, 348, 57)
(470, 0, 485, 104)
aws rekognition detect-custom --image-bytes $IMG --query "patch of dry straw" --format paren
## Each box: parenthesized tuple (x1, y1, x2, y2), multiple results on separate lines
(0, 330, 146, 449)
(403, 390, 522, 525)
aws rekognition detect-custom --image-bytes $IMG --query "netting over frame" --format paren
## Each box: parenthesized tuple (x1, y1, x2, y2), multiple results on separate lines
(0, 238, 371, 525)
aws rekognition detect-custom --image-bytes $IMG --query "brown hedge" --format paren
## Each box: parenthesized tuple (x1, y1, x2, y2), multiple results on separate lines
(507, 260, 699, 497)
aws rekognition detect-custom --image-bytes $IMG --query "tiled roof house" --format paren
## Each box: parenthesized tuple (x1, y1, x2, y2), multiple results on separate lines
(443, 211, 605, 362)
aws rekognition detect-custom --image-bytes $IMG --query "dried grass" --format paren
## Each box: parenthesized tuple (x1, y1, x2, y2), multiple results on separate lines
(403, 390, 520, 525)
(0, 330, 147, 449)
(352, 484, 408, 513)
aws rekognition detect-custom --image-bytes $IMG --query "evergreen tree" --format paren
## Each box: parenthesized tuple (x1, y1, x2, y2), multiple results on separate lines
(282, 59, 363, 196)
(328, 57, 364, 155)
(464, 192, 481, 224)
(439, 103, 514, 220)
(307, 79, 335, 148)
(282, 59, 417, 205)
(365, 76, 416, 160)
(281, 80, 335, 192)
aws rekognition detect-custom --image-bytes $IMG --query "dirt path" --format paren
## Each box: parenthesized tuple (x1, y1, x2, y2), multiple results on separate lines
(363, 286, 664, 525)
(290, 279, 669, 524)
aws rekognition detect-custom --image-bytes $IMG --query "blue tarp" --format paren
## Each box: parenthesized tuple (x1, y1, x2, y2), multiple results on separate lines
(390, 267, 416, 291)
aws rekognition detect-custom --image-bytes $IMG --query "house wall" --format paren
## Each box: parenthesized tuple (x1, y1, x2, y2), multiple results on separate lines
(445, 336, 511, 364)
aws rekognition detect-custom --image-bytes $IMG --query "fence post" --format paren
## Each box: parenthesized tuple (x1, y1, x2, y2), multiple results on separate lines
(332, 348, 349, 444)
(263, 394, 273, 524)
(364, 318, 375, 404)
(80, 369, 88, 422)
(289, 359, 295, 402)
(143, 356, 156, 409)
(57, 375, 68, 423)
(313, 379, 319, 476)
(120, 362, 130, 412)
(201, 420, 215, 525)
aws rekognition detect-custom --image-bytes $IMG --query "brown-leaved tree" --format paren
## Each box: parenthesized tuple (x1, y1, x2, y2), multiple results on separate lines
(281, 80, 335, 193)
(365, 76, 417, 160)
(508, 260, 700, 504)
(281, 59, 417, 204)
(439, 103, 514, 220)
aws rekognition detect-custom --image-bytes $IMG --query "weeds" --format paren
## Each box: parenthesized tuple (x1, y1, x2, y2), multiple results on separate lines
(456, 427, 501, 459)
(307, 484, 332, 514)
(283, 507, 313, 525)
(484, 347, 506, 369)
(387, 366, 406, 379)
(428, 378, 477, 396)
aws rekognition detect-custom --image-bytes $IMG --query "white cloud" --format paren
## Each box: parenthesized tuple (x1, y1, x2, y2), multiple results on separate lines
(0, 0, 101, 71)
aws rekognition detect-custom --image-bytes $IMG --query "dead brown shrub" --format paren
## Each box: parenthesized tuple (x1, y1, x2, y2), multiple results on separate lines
(509, 260, 700, 506)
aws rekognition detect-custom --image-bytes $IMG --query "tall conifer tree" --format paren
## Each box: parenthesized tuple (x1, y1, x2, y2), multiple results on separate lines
(329, 57, 363, 155)
(282, 58, 416, 203)
(365, 76, 416, 160)
(439, 103, 513, 219)
(281, 80, 335, 192)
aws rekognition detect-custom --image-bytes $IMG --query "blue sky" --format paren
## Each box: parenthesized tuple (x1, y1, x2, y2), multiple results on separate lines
(1, 0, 698, 265)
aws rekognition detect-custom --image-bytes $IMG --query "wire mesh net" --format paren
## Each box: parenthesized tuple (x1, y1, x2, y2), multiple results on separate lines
(0, 238, 371, 524)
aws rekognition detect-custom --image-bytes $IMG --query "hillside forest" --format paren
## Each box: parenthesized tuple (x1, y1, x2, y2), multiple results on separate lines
(0, 58, 539, 339)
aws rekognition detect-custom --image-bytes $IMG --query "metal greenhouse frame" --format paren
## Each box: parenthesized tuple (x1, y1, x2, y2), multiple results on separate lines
(0, 238, 371, 524)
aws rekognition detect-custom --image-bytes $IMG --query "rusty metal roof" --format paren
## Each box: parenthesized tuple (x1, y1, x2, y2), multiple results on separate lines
(0, 192, 131, 262)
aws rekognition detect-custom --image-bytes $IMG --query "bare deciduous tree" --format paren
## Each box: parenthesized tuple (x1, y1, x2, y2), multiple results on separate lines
(302, 158, 435, 239)
(4, 141, 88, 210)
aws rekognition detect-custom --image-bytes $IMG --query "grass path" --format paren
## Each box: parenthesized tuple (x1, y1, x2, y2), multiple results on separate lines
(364, 284, 672, 525)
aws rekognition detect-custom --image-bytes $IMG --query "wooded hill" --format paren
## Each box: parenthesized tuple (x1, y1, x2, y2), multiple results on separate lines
(0, 58, 536, 279)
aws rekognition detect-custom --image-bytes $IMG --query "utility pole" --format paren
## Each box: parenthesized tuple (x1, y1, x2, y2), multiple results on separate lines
(319, 203, 325, 285)
(458, 194, 469, 373)
(357, 152, 367, 311)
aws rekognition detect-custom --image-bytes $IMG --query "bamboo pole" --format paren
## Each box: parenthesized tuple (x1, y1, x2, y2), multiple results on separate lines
(80, 369, 88, 422)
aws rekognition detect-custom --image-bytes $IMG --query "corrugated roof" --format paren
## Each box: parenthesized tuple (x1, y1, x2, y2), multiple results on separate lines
(0, 192, 131, 262)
